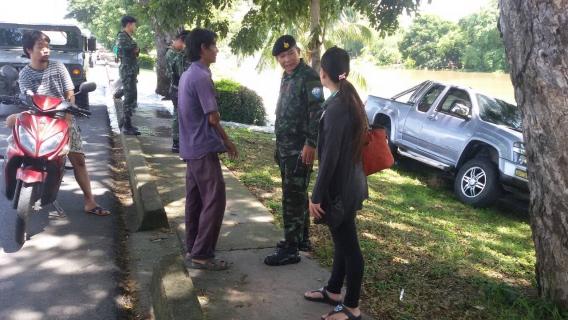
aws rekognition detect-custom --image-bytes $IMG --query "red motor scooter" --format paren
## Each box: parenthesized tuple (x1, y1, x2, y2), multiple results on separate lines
(0, 65, 95, 244)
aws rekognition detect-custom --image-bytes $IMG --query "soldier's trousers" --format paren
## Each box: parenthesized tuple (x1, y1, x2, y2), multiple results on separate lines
(278, 153, 311, 244)
(121, 73, 137, 117)
(171, 90, 179, 141)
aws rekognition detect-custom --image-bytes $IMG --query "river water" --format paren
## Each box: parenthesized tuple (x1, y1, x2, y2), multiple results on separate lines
(201, 53, 516, 124)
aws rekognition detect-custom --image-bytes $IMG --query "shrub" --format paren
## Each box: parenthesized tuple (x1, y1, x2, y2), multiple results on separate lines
(138, 54, 155, 70)
(214, 79, 267, 126)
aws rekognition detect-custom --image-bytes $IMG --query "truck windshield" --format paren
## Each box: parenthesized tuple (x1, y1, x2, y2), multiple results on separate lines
(0, 27, 80, 50)
(477, 94, 522, 132)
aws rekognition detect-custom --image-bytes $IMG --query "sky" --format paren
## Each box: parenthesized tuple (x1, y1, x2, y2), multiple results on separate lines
(0, 0, 493, 26)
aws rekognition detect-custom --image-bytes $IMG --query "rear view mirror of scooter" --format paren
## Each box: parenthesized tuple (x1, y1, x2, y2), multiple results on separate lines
(1, 65, 19, 81)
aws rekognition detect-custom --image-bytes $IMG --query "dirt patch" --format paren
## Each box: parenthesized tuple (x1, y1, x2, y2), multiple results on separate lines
(109, 133, 143, 320)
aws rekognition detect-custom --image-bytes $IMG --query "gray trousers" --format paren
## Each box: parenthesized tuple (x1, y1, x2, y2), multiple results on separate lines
(185, 153, 226, 260)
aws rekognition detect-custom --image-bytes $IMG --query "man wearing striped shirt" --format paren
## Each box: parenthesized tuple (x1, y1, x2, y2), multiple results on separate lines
(5, 30, 110, 216)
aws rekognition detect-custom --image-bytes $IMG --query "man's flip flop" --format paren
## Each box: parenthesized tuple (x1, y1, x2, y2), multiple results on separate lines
(305, 287, 342, 306)
(321, 305, 362, 320)
(85, 206, 110, 216)
(191, 257, 230, 271)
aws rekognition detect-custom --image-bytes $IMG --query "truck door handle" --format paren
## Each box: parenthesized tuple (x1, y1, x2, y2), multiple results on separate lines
(428, 115, 438, 121)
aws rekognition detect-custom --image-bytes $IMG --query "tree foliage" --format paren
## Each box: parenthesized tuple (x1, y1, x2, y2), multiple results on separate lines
(229, 0, 424, 70)
(399, 15, 462, 69)
(459, 2, 508, 72)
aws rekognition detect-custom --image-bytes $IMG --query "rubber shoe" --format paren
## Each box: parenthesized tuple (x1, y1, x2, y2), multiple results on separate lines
(172, 140, 180, 153)
(264, 248, 301, 266)
(277, 239, 312, 251)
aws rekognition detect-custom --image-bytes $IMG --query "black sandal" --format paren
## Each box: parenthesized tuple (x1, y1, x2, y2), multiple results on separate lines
(321, 304, 362, 320)
(304, 287, 342, 306)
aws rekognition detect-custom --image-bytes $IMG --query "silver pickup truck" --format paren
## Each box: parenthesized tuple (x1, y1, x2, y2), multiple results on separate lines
(365, 80, 528, 207)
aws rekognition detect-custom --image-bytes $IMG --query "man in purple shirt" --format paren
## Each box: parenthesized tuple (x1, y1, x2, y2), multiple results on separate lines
(178, 28, 238, 271)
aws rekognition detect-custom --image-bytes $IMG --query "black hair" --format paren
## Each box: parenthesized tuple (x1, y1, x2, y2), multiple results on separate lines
(121, 15, 137, 28)
(184, 28, 217, 62)
(321, 46, 367, 164)
(174, 30, 190, 42)
(22, 30, 50, 59)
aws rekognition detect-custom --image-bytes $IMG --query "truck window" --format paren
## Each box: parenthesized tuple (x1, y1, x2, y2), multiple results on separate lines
(416, 85, 445, 112)
(437, 88, 472, 115)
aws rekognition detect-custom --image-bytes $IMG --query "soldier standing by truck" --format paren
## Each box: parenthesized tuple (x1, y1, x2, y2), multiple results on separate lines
(264, 35, 325, 266)
(166, 30, 190, 153)
(116, 15, 140, 135)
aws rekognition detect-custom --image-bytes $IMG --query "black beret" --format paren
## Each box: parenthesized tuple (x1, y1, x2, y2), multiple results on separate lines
(272, 35, 296, 56)
(175, 30, 190, 41)
(121, 15, 137, 24)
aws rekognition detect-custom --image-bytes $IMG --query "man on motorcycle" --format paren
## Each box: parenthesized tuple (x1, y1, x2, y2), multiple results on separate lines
(5, 30, 110, 216)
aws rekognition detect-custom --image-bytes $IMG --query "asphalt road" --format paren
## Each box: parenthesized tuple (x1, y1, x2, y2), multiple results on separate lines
(0, 66, 119, 320)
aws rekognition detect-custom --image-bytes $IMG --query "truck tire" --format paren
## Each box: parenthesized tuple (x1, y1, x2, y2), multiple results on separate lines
(14, 183, 37, 244)
(454, 158, 501, 207)
(382, 122, 398, 158)
(75, 88, 90, 111)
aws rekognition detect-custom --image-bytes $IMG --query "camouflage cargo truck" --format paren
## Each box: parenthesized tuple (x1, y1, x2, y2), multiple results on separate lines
(0, 22, 96, 110)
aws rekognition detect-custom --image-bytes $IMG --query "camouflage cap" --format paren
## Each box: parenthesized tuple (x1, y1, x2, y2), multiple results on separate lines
(272, 35, 296, 56)
(174, 30, 191, 41)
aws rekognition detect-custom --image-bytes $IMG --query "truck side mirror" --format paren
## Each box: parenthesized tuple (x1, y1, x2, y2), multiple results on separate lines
(451, 103, 470, 118)
(87, 37, 97, 52)
(1, 65, 19, 81)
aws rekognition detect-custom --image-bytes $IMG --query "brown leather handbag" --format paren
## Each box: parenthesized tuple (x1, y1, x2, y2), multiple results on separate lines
(362, 124, 394, 175)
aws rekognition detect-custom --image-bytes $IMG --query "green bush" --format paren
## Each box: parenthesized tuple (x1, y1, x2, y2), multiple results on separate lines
(138, 54, 155, 70)
(214, 79, 267, 126)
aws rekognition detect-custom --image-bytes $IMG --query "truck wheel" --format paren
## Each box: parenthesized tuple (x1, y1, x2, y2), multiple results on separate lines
(454, 158, 501, 208)
(382, 123, 398, 158)
(14, 183, 37, 244)
(75, 88, 90, 111)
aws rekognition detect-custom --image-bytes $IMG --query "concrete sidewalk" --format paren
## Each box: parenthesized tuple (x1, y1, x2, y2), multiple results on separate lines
(103, 54, 373, 319)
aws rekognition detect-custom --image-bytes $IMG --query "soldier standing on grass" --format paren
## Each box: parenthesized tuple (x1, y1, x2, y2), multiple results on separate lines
(166, 30, 191, 153)
(116, 15, 140, 135)
(264, 35, 325, 266)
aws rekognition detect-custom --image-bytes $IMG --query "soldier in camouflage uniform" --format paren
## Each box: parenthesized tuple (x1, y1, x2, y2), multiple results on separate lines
(264, 35, 325, 266)
(166, 30, 191, 153)
(116, 15, 140, 135)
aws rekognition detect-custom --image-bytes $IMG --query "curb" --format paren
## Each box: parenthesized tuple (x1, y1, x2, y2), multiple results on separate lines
(150, 254, 205, 320)
(102, 56, 205, 319)
(106, 67, 169, 231)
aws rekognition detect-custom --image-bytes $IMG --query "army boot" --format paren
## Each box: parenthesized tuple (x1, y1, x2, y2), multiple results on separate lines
(122, 116, 140, 135)
(172, 140, 180, 153)
(119, 117, 138, 131)
(264, 241, 301, 266)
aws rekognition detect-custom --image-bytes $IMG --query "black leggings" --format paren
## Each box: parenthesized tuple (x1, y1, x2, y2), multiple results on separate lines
(326, 216, 364, 308)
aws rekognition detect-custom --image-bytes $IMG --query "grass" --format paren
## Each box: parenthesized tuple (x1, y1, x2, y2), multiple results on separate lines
(220, 127, 566, 320)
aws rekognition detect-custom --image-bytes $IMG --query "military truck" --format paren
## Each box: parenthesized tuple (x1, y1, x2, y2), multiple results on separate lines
(0, 22, 96, 110)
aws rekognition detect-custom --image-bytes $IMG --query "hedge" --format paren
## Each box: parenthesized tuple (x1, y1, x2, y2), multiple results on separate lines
(214, 79, 267, 126)
(138, 54, 155, 70)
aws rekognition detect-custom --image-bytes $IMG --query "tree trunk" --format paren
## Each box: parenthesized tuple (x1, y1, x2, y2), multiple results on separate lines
(499, 0, 568, 310)
(309, 0, 322, 72)
(151, 19, 177, 97)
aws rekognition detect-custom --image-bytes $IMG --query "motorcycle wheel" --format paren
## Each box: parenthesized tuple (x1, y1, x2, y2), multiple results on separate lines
(15, 183, 37, 244)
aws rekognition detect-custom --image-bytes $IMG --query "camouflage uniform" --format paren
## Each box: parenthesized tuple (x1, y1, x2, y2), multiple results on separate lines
(275, 59, 324, 244)
(166, 47, 190, 141)
(116, 31, 139, 117)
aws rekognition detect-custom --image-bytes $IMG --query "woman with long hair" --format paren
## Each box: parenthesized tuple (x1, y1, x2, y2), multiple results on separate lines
(304, 47, 369, 320)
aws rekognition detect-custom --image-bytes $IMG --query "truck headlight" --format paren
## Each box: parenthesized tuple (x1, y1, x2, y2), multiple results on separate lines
(513, 142, 526, 166)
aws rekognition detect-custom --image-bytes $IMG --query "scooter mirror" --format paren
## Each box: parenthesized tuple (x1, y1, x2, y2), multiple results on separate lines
(1, 65, 19, 81)
(78, 82, 97, 93)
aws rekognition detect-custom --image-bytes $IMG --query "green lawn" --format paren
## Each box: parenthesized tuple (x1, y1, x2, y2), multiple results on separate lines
(220, 127, 564, 320)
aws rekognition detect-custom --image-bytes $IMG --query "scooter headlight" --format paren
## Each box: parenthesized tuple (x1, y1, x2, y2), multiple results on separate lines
(39, 132, 64, 157)
(18, 126, 36, 154)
